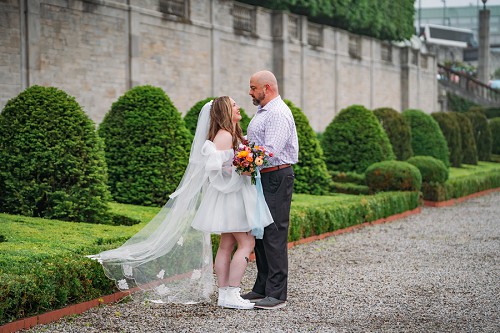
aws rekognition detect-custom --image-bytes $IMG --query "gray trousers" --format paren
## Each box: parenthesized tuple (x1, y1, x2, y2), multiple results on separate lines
(252, 166, 295, 301)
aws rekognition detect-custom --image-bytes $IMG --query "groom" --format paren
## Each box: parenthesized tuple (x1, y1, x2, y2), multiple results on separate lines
(242, 70, 299, 309)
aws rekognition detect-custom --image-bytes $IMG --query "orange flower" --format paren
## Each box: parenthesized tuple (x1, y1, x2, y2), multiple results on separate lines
(246, 155, 253, 162)
(255, 156, 264, 166)
(237, 150, 249, 158)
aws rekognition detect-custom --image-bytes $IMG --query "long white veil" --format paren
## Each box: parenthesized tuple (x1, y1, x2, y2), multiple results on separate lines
(88, 101, 215, 304)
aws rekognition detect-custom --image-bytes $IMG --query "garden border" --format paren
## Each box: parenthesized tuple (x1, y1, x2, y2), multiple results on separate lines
(423, 187, 500, 207)
(2, 187, 498, 333)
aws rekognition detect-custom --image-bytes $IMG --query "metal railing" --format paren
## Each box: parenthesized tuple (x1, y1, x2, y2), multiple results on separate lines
(437, 64, 500, 106)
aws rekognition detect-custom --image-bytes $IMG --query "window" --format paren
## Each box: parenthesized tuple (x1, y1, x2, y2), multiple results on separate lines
(307, 22, 322, 47)
(381, 43, 392, 62)
(159, 0, 189, 19)
(288, 15, 300, 41)
(349, 35, 361, 59)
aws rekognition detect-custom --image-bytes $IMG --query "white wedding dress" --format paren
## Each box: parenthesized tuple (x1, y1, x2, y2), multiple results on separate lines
(87, 100, 273, 304)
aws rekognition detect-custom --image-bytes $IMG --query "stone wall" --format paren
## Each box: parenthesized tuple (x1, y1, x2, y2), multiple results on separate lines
(0, 0, 437, 132)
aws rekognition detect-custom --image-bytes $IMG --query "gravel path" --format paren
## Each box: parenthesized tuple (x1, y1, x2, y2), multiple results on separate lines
(24, 192, 499, 333)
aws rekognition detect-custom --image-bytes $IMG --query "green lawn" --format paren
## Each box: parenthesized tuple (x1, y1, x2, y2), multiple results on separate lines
(2, 161, 499, 264)
(449, 161, 500, 178)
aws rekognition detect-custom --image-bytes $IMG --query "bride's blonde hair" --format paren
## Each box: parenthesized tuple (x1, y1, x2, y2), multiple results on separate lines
(208, 96, 244, 149)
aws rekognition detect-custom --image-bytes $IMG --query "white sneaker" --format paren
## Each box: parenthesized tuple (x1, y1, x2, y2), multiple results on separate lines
(217, 287, 227, 307)
(223, 287, 254, 310)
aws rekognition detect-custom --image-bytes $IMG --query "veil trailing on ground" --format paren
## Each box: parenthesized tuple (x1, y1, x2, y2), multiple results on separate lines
(88, 101, 215, 304)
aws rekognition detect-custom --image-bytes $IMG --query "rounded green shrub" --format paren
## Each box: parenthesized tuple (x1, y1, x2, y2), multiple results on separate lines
(431, 112, 462, 167)
(465, 109, 492, 161)
(451, 112, 478, 165)
(184, 97, 251, 135)
(402, 109, 450, 167)
(284, 99, 332, 195)
(321, 105, 395, 174)
(373, 107, 413, 161)
(484, 107, 500, 119)
(98, 85, 192, 206)
(365, 161, 422, 193)
(0, 85, 110, 222)
(490, 117, 500, 155)
(406, 156, 449, 184)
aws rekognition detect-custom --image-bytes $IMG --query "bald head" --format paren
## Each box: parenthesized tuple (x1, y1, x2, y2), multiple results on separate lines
(249, 70, 279, 107)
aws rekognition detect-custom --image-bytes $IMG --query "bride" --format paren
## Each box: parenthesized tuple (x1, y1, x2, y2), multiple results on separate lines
(88, 96, 273, 310)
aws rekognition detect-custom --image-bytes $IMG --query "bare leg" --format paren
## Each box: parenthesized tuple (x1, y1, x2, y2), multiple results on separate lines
(214, 233, 236, 287)
(228, 232, 255, 287)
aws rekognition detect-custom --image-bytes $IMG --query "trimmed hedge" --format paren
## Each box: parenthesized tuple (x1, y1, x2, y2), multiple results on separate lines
(285, 99, 332, 195)
(330, 171, 365, 185)
(402, 109, 450, 167)
(0, 85, 111, 223)
(431, 112, 462, 167)
(1, 191, 420, 325)
(444, 170, 500, 201)
(0, 253, 116, 324)
(373, 107, 413, 161)
(490, 118, 500, 155)
(407, 156, 449, 202)
(447, 92, 476, 112)
(365, 161, 422, 193)
(184, 97, 251, 135)
(289, 191, 420, 242)
(406, 156, 449, 184)
(321, 105, 395, 173)
(98, 85, 193, 206)
(451, 112, 478, 165)
(184, 97, 216, 135)
(465, 109, 492, 161)
(484, 107, 500, 119)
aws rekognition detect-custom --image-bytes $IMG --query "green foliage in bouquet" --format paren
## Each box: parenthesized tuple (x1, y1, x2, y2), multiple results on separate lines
(0, 85, 110, 223)
(490, 117, 500, 155)
(465, 108, 492, 161)
(431, 112, 462, 167)
(365, 161, 422, 193)
(98, 85, 192, 206)
(402, 109, 450, 167)
(451, 112, 478, 165)
(373, 107, 413, 161)
(321, 105, 395, 174)
(184, 97, 251, 135)
(285, 99, 332, 195)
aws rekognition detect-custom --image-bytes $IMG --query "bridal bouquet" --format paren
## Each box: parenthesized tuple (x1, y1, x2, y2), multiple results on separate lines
(233, 140, 272, 185)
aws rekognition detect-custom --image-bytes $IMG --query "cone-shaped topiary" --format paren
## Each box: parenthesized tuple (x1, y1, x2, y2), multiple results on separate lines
(98, 85, 192, 206)
(490, 117, 500, 155)
(365, 161, 422, 193)
(431, 112, 462, 168)
(373, 107, 413, 161)
(402, 109, 450, 167)
(451, 112, 477, 165)
(0, 85, 110, 222)
(465, 108, 492, 161)
(321, 105, 395, 174)
(184, 97, 251, 135)
(284, 99, 332, 195)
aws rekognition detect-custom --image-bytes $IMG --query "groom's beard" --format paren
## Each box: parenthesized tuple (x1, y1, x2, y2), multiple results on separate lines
(252, 92, 266, 106)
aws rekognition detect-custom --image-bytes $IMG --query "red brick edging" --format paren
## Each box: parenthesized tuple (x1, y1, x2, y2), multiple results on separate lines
(0, 291, 131, 333)
(3, 187, 498, 332)
(424, 187, 500, 207)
